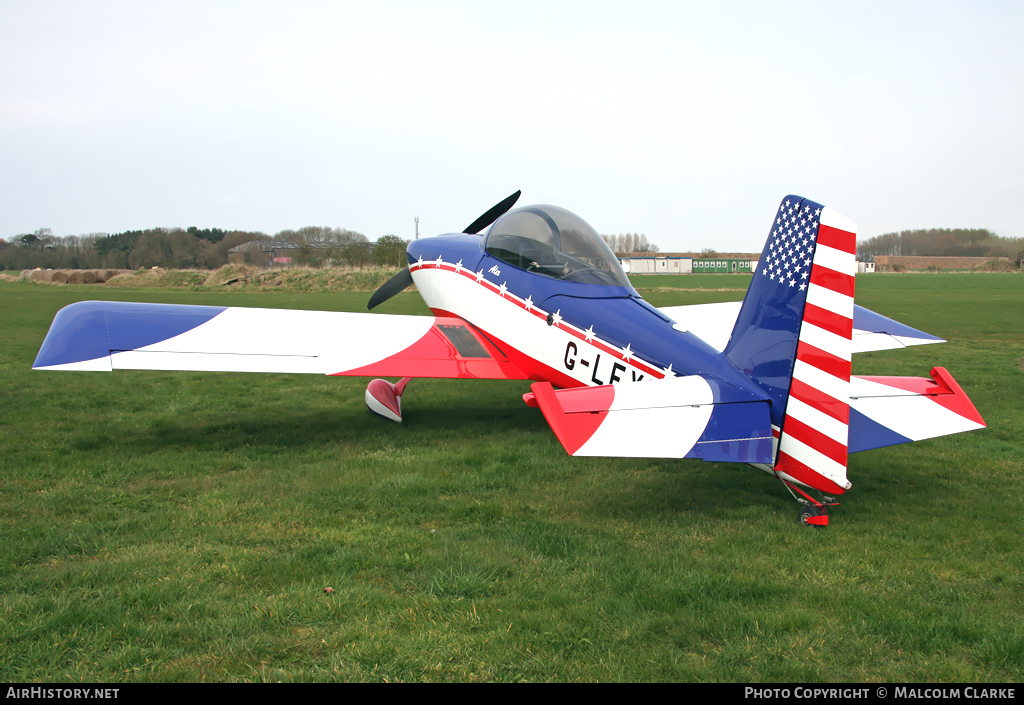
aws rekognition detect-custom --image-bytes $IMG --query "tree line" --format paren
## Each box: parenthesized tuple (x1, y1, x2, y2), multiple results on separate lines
(1, 227, 265, 270)
(857, 228, 1024, 262)
(2, 224, 654, 271)
(0, 226, 412, 271)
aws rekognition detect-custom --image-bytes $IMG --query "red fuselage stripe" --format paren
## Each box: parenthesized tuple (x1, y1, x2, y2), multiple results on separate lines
(816, 224, 857, 254)
(801, 302, 853, 339)
(776, 451, 848, 495)
(808, 265, 855, 298)
(781, 417, 848, 466)
(412, 261, 665, 379)
(788, 378, 850, 424)
(794, 340, 851, 382)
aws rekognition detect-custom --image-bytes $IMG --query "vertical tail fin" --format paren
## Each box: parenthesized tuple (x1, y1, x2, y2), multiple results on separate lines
(725, 196, 858, 494)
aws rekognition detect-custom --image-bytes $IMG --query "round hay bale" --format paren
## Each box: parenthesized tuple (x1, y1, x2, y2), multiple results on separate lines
(66, 271, 83, 284)
(81, 271, 100, 284)
(51, 271, 69, 283)
(31, 270, 52, 282)
(20, 270, 34, 279)
(100, 269, 120, 282)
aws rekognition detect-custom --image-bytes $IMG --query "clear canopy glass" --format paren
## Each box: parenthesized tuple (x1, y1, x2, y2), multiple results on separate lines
(484, 206, 630, 287)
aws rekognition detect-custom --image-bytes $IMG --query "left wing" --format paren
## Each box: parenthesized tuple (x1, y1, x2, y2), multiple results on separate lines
(33, 300, 528, 380)
(658, 301, 945, 354)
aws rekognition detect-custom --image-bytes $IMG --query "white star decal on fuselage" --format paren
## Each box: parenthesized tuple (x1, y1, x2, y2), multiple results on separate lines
(408, 258, 669, 387)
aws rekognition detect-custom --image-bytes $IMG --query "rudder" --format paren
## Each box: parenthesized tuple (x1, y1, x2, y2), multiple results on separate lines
(725, 196, 858, 494)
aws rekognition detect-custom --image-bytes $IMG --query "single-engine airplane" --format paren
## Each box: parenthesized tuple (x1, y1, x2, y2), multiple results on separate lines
(32, 192, 986, 525)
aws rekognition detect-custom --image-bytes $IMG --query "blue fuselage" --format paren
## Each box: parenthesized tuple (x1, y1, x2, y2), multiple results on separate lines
(407, 235, 767, 403)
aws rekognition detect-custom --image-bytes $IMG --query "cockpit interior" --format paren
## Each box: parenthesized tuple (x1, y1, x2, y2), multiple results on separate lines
(484, 205, 630, 287)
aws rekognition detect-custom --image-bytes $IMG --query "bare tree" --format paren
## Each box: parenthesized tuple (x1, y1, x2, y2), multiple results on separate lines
(602, 233, 659, 254)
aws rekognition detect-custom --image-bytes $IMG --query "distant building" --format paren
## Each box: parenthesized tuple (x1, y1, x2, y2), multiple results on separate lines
(228, 241, 303, 267)
(618, 252, 760, 275)
(227, 240, 373, 267)
(620, 255, 691, 274)
(873, 255, 1008, 272)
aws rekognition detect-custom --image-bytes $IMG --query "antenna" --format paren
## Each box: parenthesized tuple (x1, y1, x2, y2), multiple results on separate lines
(415, 216, 419, 240)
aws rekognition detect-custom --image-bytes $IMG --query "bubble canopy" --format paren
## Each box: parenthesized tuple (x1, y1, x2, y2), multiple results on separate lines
(484, 205, 630, 287)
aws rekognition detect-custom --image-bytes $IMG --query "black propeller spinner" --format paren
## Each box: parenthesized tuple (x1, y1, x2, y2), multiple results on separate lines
(366, 191, 521, 310)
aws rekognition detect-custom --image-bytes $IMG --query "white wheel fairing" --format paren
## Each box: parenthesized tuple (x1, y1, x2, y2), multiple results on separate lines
(365, 387, 402, 423)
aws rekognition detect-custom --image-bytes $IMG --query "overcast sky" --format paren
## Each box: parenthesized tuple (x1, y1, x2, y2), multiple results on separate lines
(2, 1, 1022, 252)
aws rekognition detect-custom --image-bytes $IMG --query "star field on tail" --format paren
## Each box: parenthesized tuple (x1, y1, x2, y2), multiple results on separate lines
(762, 199, 821, 293)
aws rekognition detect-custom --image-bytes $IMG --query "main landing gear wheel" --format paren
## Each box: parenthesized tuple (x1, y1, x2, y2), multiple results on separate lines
(365, 377, 412, 423)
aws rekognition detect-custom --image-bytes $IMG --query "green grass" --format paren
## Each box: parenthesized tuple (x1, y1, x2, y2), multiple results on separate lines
(1, 275, 1021, 682)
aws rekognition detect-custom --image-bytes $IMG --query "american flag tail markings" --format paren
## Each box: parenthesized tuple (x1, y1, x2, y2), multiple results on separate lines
(725, 197, 857, 495)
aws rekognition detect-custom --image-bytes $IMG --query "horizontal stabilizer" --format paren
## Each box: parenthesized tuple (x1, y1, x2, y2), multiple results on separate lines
(848, 367, 985, 453)
(658, 301, 944, 354)
(524, 376, 773, 462)
(849, 306, 945, 352)
(33, 300, 528, 380)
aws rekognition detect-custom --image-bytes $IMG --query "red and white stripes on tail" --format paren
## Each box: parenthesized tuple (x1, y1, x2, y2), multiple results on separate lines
(775, 208, 858, 495)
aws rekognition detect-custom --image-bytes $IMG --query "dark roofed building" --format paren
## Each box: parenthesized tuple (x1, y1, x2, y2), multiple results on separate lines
(227, 240, 373, 267)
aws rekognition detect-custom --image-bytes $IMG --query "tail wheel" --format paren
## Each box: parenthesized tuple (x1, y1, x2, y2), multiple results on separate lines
(797, 504, 829, 528)
(780, 476, 834, 527)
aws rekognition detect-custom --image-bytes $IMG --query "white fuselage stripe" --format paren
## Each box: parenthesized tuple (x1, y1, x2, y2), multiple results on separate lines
(819, 207, 858, 234)
(798, 323, 852, 362)
(412, 265, 664, 386)
(805, 283, 854, 319)
(792, 359, 851, 403)
(779, 433, 849, 482)
(811, 243, 856, 277)
(784, 396, 849, 445)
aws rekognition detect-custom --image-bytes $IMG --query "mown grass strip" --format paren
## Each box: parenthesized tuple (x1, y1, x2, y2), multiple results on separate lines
(1, 276, 1021, 682)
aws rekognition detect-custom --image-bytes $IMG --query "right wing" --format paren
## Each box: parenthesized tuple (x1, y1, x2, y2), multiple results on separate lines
(32, 300, 528, 380)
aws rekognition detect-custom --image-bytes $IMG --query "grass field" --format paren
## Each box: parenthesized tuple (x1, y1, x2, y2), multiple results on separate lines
(1, 273, 1021, 682)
